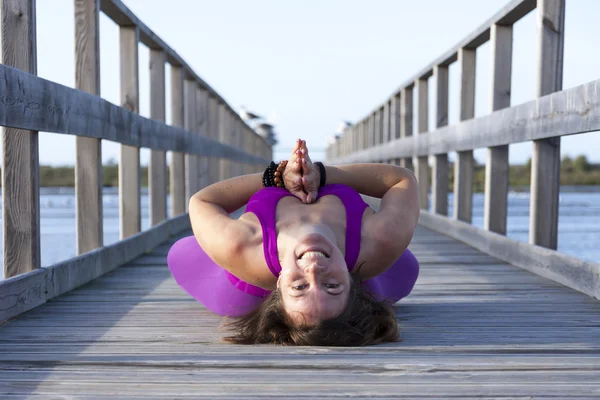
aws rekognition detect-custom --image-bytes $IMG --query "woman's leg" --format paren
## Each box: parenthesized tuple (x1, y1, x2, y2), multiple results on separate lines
(361, 249, 420, 305)
(167, 236, 268, 317)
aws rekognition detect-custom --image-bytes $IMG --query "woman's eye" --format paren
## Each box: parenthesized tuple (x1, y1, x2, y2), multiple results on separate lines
(292, 284, 308, 291)
(325, 283, 340, 289)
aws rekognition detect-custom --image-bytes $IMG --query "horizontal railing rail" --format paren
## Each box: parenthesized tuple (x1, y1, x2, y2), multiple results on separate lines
(326, 0, 600, 300)
(0, 0, 271, 322)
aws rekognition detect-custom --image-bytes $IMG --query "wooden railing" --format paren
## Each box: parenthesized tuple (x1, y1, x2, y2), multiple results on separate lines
(326, 0, 600, 300)
(0, 0, 271, 320)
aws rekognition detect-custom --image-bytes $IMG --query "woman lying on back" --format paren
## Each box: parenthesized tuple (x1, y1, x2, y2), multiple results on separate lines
(167, 139, 420, 346)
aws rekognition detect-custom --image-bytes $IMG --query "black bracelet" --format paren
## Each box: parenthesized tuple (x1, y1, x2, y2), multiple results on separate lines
(315, 162, 326, 188)
(262, 161, 287, 188)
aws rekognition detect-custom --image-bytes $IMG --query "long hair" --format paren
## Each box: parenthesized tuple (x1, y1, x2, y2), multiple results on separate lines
(221, 272, 399, 346)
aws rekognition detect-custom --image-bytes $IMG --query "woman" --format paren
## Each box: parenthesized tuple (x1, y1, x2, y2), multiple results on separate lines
(168, 139, 420, 346)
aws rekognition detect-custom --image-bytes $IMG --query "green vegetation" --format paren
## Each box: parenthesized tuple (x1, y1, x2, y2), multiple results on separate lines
(450, 155, 600, 192)
(0, 155, 597, 189)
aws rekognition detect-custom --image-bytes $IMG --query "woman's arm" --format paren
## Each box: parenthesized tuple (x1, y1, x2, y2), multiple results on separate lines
(326, 163, 420, 279)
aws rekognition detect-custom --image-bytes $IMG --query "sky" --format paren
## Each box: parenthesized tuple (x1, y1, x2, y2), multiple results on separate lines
(15, 0, 600, 166)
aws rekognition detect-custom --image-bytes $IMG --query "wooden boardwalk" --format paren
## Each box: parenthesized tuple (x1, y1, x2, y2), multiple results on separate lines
(1, 226, 599, 399)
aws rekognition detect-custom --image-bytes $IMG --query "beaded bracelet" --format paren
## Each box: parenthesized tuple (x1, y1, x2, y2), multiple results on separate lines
(262, 160, 288, 188)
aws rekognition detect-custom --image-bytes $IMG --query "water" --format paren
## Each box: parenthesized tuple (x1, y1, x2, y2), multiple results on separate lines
(0, 187, 598, 280)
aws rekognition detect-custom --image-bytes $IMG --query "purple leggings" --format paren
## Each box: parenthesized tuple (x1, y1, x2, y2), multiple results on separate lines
(167, 236, 419, 317)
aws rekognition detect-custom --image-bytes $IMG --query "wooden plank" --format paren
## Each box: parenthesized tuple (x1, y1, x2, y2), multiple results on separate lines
(149, 49, 167, 226)
(433, 65, 449, 215)
(328, 72, 600, 164)
(0, 214, 190, 321)
(400, 87, 414, 170)
(119, 26, 141, 239)
(484, 23, 512, 235)
(419, 211, 600, 300)
(454, 48, 476, 223)
(0, 64, 268, 164)
(184, 79, 199, 206)
(218, 103, 228, 180)
(382, 101, 390, 147)
(415, 78, 429, 210)
(196, 87, 209, 188)
(530, 0, 565, 249)
(74, 0, 103, 255)
(1, 0, 40, 279)
(169, 66, 186, 216)
(389, 94, 400, 164)
(0, 269, 46, 323)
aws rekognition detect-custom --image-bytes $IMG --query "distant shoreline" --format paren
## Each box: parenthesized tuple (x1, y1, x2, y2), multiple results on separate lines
(0, 157, 598, 189)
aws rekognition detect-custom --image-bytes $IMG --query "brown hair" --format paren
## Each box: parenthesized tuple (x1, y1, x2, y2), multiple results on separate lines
(221, 273, 400, 346)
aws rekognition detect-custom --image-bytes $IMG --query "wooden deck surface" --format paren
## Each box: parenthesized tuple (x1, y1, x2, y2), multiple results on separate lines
(1, 226, 599, 399)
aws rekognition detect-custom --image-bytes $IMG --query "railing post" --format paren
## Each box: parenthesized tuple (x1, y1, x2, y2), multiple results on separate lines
(400, 87, 414, 170)
(454, 47, 476, 223)
(1, 0, 40, 278)
(218, 103, 229, 181)
(74, 0, 103, 254)
(484, 24, 513, 235)
(208, 95, 219, 185)
(383, 101, 390, 162)
(196, 87, 209, 189)
(390, 93, 401, 165)
(184, 78, 199, 206)
(530, 0, 565, 249)
(433, 65, 449, 215)
(415, 78, 430, 210)
(149, 48, 167, 226)
(169, 66, 186, 216)
(119, 25, 141, 239)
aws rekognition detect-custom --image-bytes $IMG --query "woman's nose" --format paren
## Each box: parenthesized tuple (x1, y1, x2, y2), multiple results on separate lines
(304, 263, 325, 274)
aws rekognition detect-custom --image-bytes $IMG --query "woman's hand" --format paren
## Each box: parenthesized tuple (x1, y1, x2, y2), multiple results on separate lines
(283, 139, 310, 203)
(298, 140, 321, 203)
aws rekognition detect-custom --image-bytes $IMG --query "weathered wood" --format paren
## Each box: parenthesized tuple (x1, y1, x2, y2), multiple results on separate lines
(74, 0, 104, 256)
(149, 49, 167, 226)
(382, 101, 390, 148)
(530, 0, 565, 250)
(119, 26, 141, 239)
(207, 97, 219, 183)
(196, 87, 209, 188)
(415, 78, 429, 210)
(1, 0, 40, 279)
(218, 103, 228, 180)
(184, 79, 199, 206)
(0, 64, 268, 164)
(0, 214, 190, 322)
(2, 221, 600, 397)
(400, 87, 414, 170)
(328, 74, 600, 164)
(433, 65, 449, 215)
(485, 24, 512, 235)
(419, 211, 600, 300)
(169, 66, 186, 216)
(454, 48, 476, 223)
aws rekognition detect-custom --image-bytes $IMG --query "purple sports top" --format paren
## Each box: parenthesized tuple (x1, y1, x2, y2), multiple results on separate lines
(225, 184, 369, 297)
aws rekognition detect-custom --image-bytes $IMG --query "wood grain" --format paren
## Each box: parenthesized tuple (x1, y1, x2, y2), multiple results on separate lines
(149, 49, 167, 226)
(433, 65, 449, 215)
(530, 0, 565, 249)
(74, 0, 103, 254)
(119, 26, 141, 239)
(1, 0, 40, 279)
(1, 218, 599, 397)
(0, 64, 268, 164)
(184, 79, 199, 205)
(454, 48, 476, 223)
(416, 78, 429, 210)
(400, 87, 414, 170)
(169, 66, 186, 216)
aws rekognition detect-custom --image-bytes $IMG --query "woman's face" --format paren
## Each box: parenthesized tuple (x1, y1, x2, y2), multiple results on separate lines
(277, 232, 351, 326)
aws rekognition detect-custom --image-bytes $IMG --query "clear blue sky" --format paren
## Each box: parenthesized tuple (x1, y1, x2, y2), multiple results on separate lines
(24, 0, 600, 165)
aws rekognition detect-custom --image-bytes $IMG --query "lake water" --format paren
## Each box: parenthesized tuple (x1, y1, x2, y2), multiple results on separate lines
(0, 187, 598, 280)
